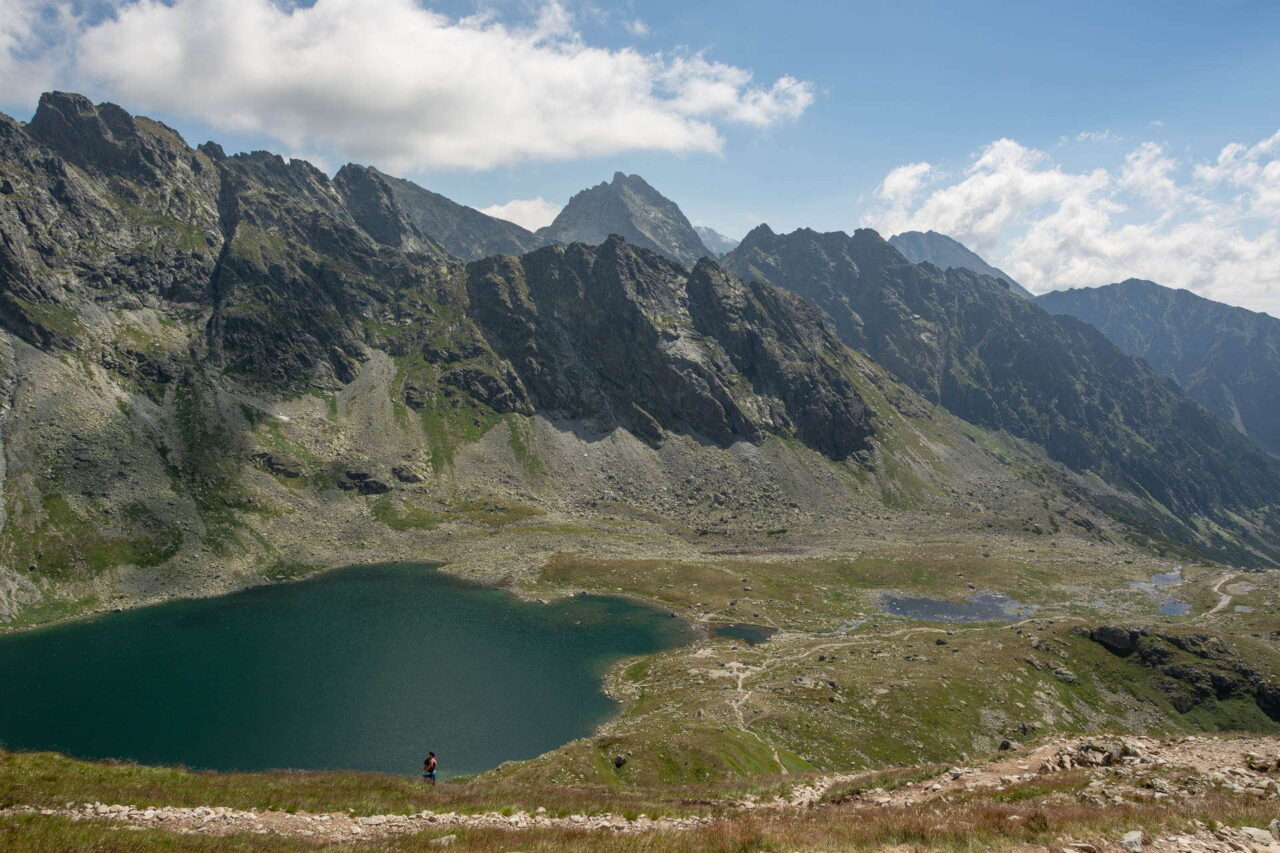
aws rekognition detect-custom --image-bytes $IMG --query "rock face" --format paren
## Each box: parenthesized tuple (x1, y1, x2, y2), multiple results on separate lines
(537, 173, 710, 266)
(1040, 280, 1280, 456)
(722, 225, 1280, 565)
(1087, 626, 1280, 722)
(464, 237, 874, 458)
(695, 225, 740, 257)
(889, 230, 1035, 299)
(339, 166, 543, 261)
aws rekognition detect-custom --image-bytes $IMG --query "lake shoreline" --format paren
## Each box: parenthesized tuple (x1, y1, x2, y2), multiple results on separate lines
(0, 563, 694, 777)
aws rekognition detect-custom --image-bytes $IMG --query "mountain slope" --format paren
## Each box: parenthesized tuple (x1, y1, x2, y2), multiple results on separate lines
(1, 93, 930, 622)
(694, 225, 740, 257)
(889, 230, 1034, 299)
(337, 165, 544, 261)
(723, 225, 1280, 564)
(1040, 280, 1280, 456)
(9, 93, 1280, 799)
(537, 172, 710, 265)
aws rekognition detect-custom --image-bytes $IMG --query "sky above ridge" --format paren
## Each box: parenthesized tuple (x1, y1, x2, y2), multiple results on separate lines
(3, 0, 1279, 314)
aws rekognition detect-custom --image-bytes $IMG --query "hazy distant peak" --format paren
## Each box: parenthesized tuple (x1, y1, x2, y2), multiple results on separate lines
(694, 225, 740, 257)
(889, 230, 1034, 299)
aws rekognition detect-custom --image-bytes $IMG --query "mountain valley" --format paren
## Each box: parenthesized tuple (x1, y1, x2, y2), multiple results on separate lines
(1, 92, 1278, 852)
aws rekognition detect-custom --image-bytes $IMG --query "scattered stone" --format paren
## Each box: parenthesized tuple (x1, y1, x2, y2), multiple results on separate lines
(391, 465, 425, 483)
(428, 835, 457, 847)
(1121, 829, 1143, 851)
(1053, 667, 1078, 684)
(250, 453, 303, 477)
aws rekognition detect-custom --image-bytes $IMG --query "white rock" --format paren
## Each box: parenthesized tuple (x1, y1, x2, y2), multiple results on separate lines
(1121, 829, 1143, 851)
(1240, 826, 1275, 845)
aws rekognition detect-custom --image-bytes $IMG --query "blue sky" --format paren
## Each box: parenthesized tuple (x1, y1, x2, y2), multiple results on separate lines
(2, 0, 1279, 311)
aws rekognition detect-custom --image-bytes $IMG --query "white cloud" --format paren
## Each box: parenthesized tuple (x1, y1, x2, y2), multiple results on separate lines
(1, 0, 814, 171)
(875, 161, 933, 207)
(624, 17, 649, 37)
(867, 132, 1280, 316)
(479, 196, 560, 230)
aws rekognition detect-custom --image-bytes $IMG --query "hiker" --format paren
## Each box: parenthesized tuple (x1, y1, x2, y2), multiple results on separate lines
(423, 751, 437, 785)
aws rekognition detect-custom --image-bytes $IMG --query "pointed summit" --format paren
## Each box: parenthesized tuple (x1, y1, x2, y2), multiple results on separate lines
(536, 172, 711, 265)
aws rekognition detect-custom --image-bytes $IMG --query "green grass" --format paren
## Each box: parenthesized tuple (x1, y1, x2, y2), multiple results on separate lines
(3, 494, 183, 581)
(371, 497, 444, 531)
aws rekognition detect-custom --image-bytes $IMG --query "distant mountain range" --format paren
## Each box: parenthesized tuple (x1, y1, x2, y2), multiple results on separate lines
(888, 230, 1035, 299)
(1041, 281, 1280, 457)
(722, 225, 1280, 564)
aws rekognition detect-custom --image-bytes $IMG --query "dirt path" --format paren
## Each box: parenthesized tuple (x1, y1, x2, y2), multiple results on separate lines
(1205, 572, 1240, 616)
(7, 735, 1275, 844)
(0, 802, 713, 840)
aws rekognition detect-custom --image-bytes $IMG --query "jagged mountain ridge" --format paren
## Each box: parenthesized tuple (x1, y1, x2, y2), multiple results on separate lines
(1, 93, 876, 455)
(889, 230, 1035, 299)
(2, 93, 940, 620)
(1040, 280, 1280, 457)
(722, 225, 1280, 564)
(536, 172, 711, 265)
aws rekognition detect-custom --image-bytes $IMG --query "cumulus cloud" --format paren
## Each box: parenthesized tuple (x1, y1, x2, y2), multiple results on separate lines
(478, 196, 560, 230)
(867, 133, 1280, 316)
(0, 0, 814, 171)
(875, 161, 933, 207)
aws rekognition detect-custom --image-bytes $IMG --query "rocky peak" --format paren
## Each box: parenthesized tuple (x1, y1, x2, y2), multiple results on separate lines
(26, 91, 191, 185)
(536, 172, 711, 266)
(332, 164, 444, 257)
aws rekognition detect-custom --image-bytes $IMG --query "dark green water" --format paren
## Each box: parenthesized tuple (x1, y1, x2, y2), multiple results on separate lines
(0, 564, 690, 778)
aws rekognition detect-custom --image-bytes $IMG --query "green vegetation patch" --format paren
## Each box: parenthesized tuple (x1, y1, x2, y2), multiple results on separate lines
(2, 494, 182, 580)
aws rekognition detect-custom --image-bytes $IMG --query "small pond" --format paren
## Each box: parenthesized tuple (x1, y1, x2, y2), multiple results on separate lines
(880, 590, 1034, 623)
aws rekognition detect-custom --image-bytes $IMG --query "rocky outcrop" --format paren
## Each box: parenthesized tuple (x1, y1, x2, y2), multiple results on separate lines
(1087, 626, 1280, 722)
(1040, 280, 1280, 456)
(537, 173, 710, 265)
